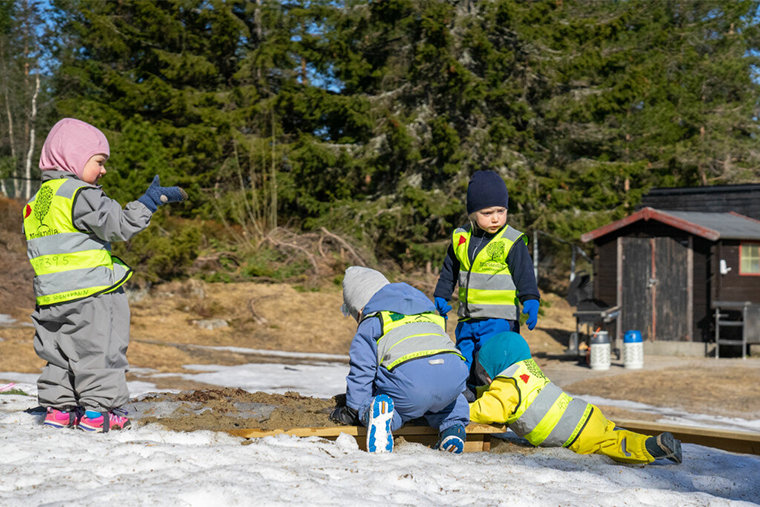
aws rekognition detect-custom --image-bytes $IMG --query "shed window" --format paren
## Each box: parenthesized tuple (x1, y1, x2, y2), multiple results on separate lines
(740, 243, 760, 275)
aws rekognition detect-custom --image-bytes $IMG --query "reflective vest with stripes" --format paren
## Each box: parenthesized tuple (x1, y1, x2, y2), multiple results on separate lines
(496, 358, 593, 447)
(369, 310, 464, 371)
(23, 178, 133, 306)
(452, 224, 527, 320)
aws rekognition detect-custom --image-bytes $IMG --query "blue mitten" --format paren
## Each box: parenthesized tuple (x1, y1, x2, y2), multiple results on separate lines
(138, 175, 188, 213)
(435, 297, 452, 319)
(522, 299, 540, 330)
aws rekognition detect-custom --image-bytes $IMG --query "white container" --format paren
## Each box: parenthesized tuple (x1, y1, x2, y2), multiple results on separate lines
(589, 331, 611, 370)
(623, 330, 644, 369)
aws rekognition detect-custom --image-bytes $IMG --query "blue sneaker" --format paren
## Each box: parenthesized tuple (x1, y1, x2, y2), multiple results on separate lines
(436, 424, 466, 454)
(365, 395, 394, 453)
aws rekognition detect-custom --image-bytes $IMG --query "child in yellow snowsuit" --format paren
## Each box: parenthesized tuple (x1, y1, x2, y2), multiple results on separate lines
(469, 332, 682, 465)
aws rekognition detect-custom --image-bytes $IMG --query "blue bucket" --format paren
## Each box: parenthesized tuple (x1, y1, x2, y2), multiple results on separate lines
(624, 330, 642, 343)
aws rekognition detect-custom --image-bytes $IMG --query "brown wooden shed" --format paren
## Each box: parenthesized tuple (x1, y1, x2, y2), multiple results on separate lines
(580, 207, 760, 347)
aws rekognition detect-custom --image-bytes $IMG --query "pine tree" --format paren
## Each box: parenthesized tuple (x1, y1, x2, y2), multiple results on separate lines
(524, 0, 760, 236)
(43, 0, 760, 270)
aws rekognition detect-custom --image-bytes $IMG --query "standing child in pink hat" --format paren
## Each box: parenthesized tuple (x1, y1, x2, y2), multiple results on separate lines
(22, 118, 187, 432)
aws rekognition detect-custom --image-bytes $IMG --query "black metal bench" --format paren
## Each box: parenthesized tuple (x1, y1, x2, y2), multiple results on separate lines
(712, 300, 760, 359)
(566, 272, 620, 356)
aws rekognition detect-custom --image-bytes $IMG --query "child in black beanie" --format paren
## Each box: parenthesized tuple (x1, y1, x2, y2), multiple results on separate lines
(433, 170, 540, 381)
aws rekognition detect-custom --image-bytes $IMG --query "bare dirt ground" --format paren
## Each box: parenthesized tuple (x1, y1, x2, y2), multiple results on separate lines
(2, 195, 760, 435)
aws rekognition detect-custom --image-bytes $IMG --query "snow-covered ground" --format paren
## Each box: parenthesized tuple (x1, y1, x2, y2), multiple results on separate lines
(1, 359, 760, 506)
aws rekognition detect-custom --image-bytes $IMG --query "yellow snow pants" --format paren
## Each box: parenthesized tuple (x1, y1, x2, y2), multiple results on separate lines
(568, 405, 655, 464)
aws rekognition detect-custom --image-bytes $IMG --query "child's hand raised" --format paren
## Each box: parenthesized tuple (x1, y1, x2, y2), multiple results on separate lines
(138, 175, 188, 212)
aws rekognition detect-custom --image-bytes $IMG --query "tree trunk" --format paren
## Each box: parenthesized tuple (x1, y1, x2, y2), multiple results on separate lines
(255, 0, 262, 81)
(24, 73, 39, 200)
(271, 110, 277, 230)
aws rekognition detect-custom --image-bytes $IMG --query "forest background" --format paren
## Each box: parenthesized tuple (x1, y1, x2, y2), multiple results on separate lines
(1, 0, 759, 292)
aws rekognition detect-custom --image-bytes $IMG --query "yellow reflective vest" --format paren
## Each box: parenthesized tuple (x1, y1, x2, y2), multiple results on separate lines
(470, 358, 593, 448)
(452, 224, 527, 320)
(23, 178, 132, 306)
(370, 310, 464, 371)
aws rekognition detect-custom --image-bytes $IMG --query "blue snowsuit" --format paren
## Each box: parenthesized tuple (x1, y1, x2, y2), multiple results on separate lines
(345, 283, 470, 433)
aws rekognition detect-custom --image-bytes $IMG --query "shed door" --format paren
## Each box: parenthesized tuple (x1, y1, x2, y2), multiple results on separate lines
(654, 237, 689, 341)
(621, 238, 652, 339)
(621, 237, 689, 341)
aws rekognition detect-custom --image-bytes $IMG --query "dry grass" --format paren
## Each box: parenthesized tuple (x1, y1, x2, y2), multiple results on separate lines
(129, 279, 357, 355)
(0, 198, 36, 322)
(566, 365, 760, 419)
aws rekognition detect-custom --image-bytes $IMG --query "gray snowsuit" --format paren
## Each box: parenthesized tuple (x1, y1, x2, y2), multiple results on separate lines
(24, 171, 152, 412)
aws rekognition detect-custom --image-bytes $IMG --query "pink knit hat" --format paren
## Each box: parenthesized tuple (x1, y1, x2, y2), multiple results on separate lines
(39, 118, 110, 179)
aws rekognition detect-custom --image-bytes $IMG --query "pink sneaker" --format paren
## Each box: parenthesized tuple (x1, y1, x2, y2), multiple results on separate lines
(78, 410, 131, 433)
(43, 407, 81, 429)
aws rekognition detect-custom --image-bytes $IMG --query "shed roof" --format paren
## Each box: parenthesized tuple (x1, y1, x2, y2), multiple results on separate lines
(581, 207, 760, 243)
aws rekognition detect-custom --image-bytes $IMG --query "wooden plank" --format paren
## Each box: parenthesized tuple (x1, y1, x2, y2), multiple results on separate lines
(228, 423, 505, 439)
(227, 423, 507, 453)
(651, 237, 657, 340)
(616, 237, 622, 344)
(687, 235, 693, 341)
(228, 420, 760, 456)
(616, 420, 760, 456)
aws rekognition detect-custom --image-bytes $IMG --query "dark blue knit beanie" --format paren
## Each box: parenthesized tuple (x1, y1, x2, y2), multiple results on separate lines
(466, 170, 509, 214)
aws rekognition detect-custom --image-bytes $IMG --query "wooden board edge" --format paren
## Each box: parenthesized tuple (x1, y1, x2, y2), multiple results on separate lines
(227, 423, 506, 440)
(615, 419, 760, 441)
(227, 420, 760, 456)
(615, 419, 760, 456)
